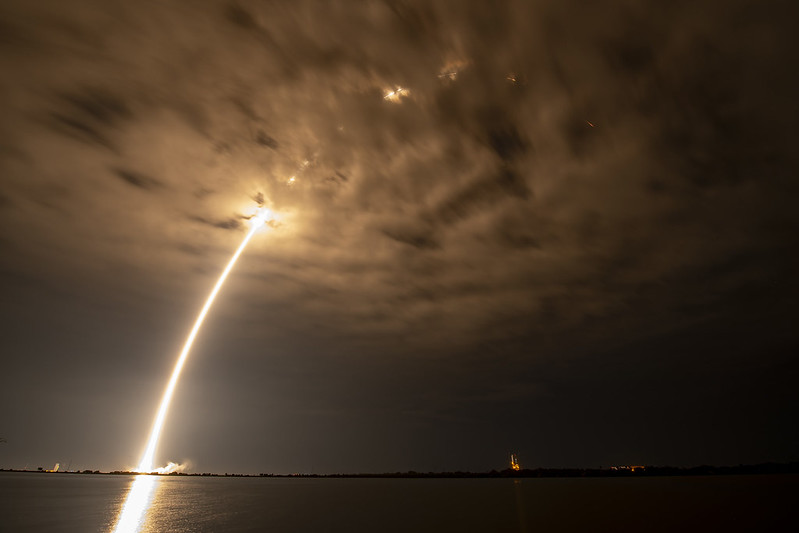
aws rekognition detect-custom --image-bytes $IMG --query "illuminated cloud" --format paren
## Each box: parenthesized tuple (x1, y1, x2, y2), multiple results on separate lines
(0, 0, 796, 472)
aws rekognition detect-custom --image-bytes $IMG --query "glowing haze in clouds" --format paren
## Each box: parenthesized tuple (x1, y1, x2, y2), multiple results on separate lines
(0, 0, 797, 474)
(137, 209, 272, 473)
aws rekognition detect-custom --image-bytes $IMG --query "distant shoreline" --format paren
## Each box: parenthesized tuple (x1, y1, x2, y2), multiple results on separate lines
(2, 462, 797, 478)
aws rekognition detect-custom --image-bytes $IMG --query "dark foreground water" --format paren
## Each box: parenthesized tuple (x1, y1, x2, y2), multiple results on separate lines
(2, 472, 797, 532)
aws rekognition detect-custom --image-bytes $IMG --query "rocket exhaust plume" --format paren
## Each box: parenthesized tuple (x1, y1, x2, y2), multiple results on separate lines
(136, 208, 271, 473)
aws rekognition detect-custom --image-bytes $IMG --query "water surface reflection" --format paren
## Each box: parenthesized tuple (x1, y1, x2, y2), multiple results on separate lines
(111, 475, 159, 533)
(513, 479, 528, 532)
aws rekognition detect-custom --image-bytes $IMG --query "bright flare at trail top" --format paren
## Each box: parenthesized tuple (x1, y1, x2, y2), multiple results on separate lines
(136, 206, 273, 473)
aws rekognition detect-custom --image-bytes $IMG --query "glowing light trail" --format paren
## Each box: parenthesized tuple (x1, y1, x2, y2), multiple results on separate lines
(137, 211, 269, 473)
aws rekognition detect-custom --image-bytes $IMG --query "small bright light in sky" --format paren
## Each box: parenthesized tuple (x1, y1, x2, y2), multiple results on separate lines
(384, 86, 410, 102)
(243, 203, 279, 229)
(438, 59, 467, 82)
(250, 206, 274, 229)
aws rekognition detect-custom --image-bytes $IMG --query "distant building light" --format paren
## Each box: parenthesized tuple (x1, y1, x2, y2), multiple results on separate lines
(611, 465, 646, 472)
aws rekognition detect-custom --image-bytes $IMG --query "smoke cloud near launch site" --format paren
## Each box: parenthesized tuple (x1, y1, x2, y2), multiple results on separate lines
(0, 0, 797, 474)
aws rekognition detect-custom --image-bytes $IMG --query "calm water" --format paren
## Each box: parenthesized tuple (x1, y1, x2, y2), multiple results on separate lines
(1, 472, 797, 532)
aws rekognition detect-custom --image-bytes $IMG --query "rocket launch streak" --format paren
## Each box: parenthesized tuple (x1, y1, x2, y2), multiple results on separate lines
(136, 212, 269, 473)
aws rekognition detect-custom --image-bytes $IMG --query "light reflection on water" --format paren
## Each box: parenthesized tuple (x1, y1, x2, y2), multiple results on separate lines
(513, 479, 528, 532)
(1, 472, 793, 532)
(110, 475, 159, 533)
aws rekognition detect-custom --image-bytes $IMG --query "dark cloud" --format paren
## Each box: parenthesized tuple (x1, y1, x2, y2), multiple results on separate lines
(381, 225, 439, 250)
(189, 215, 242, 230)
(60, 89, 131, 126)
(0, 191, 12, 209)
(224, 3, 259, 31)
(49, 113, 114, 149)
(47, 88, 132, 149)
(254, 129, 279, 149)
(112, 168, 165, 191)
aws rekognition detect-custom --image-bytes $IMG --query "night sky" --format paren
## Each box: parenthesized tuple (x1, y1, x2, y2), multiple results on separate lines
(1, 1, 798, 475)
